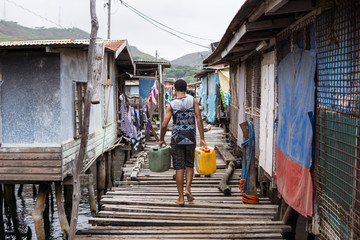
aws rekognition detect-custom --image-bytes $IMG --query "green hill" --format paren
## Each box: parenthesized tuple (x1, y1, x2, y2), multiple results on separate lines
(171, 51, 209, 66)
(0, 20, 89, 41)
(129, 46, 158, 61)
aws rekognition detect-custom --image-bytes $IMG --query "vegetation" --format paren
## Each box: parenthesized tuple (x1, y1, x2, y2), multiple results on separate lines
(0, 20, 89, 41)
(171, 51, 209, 67)
(163, 65, 201, 83)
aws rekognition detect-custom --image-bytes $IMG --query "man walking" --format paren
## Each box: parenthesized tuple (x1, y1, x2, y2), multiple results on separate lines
(159, 79, 207, 206)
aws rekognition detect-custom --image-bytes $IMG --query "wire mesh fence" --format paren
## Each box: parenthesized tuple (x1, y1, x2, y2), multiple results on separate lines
(315, 1, 360, 239)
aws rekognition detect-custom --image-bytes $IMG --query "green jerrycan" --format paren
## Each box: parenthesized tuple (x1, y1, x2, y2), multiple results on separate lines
(149, 145, 171, 172)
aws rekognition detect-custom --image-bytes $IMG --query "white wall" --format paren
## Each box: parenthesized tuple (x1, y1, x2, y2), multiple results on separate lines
(259, 51, 275, 176)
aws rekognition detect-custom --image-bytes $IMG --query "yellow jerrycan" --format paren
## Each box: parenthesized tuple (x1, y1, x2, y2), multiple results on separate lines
(195, 147, 216, 175)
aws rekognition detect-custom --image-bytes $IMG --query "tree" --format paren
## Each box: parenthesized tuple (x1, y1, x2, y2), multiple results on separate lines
(68, 0, 99, 239)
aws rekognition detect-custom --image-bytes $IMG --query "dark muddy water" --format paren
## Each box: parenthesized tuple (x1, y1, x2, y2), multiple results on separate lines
(2, 184, 91, 240)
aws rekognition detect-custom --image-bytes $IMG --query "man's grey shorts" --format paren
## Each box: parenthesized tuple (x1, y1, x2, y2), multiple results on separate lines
(171, 144, 196, 170)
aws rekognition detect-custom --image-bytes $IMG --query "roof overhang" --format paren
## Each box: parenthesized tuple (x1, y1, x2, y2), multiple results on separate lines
(133, 60, 171, 78)
(204, 0, 317, 66)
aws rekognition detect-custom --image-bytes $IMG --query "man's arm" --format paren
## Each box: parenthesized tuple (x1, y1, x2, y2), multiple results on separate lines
(194, 98, 207, 148)
(158, 104, 172, 146)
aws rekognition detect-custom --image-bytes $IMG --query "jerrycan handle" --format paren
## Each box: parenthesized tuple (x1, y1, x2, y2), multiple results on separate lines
(199, 147, 210, 153)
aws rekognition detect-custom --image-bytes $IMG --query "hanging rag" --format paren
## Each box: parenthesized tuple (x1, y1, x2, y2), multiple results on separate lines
(239, 122, 259, 204)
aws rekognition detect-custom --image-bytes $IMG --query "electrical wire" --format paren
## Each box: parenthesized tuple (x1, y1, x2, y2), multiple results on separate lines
(5, 0, 87, 39)
(119, 0, 210, 49)
(119, 0, 215, 42)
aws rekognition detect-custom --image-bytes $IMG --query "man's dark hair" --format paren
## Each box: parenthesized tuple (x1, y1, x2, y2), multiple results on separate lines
(174, 79, 187, 92)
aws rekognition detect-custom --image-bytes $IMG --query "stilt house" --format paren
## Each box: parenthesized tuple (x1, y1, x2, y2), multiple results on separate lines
(0, 39, 134, 183)
(204, 0, 360, 238)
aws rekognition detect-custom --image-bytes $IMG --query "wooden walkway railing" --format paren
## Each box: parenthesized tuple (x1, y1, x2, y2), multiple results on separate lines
(76, 126, 290, 239)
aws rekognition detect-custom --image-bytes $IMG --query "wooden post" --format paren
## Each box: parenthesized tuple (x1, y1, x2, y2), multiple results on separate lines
(43, 189, 50, 238)
(105, 152, 110, 191)
(97, 155, 106, 212)
(217, 161, 235, 196)
(63, 184, 73, 224)
(110, 150, 116, 187)
(158, 64, 164, 124)
(4, 184, 19, 236)
(0, 184, 4, 240)
(55, 182, 69, 239)
(68, 0, 99, 238)
(33, 184, 37, 198)
(17, 184, 23, 196)
(282, 205, 299, 240)
(240, 122, 257, 197)
(86, 169, 97, 217)
(32, 183, 49, 240)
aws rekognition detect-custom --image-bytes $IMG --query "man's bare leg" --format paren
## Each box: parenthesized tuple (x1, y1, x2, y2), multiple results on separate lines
(175, 169, 185, 205)
(185, 167, 195, 202)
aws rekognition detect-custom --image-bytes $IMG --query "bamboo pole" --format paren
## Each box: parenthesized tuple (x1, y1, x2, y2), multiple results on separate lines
(68, 0, 99, 238)
(32, 183, 49, 240)
(55, 182, 69, 239)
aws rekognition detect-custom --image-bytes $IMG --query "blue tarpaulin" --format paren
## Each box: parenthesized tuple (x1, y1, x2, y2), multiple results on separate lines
(275, 45, 316, 217)
(139, 78, 155, 106)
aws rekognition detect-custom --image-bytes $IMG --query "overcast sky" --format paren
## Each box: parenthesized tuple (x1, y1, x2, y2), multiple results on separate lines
(2, 0, 246, 60)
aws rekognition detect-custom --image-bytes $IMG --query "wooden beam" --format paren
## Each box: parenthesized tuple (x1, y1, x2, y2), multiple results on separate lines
(265, 0, 314, 15)
(220, 23, 247, 59)
(265, 0, 288, 14)
(246, 18, 293, 32)
(248, 2, 265, 23)
(231, 42, 259, 54)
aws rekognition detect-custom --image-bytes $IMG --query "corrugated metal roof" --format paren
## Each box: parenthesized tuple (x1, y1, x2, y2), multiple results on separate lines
(0, 39, 126, 52)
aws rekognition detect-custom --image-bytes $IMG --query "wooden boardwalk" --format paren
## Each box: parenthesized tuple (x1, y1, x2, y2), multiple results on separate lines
(76, 126, 290, 239)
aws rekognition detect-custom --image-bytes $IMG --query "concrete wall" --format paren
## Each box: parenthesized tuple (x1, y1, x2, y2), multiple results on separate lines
(1, 52, 61, 145)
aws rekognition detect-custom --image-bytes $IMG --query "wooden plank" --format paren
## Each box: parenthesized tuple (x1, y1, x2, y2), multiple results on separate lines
(99, 199, 278, 210)
(97, 210, 274, 221)
(76, 233, 283, 239)
(88, 217, 287, 226)
(0, 173, 62, 181)
(0, 160, 61, 167)
(0, 167, 61, 174)
(101, 204, 276, 215)
(76, 234, 283, 240)
(0, 147, 61, 153)
(215, 144, 237, 163)
(84, 224, 291, 232)
(0, 152, 61, 160)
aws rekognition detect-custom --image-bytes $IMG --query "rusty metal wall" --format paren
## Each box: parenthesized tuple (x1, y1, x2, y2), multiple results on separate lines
(315, 1, 360, 239)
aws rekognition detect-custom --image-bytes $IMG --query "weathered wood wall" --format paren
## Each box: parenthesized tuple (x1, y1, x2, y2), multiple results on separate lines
(0, 147, 62, 182)
(62, 122, 117, 177)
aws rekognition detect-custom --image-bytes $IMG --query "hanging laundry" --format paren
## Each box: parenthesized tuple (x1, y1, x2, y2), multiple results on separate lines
(119, 94, 133, 141)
